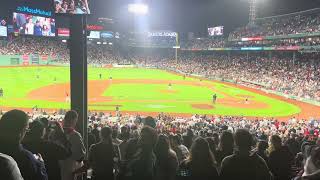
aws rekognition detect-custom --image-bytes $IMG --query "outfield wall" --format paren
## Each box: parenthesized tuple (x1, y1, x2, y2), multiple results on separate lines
(0, 54, 56, 66)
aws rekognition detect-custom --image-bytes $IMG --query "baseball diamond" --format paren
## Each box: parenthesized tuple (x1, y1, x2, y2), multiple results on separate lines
(0, 66, 318, 119)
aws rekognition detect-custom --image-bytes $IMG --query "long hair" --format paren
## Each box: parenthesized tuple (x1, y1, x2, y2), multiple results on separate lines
(99, 126, 114, 160)
(269, 135, 282, 153)
(155, 134, 170, 168)
(219, 131, 234, 153)
(188, 137, 217, 173)
(206, 137, 217, 155)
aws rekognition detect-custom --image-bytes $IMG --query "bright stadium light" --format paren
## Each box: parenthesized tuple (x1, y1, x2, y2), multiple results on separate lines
(128, 3, 149, 15)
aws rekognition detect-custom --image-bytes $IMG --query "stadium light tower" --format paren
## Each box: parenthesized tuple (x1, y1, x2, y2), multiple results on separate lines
(128, 3, 149, 15)
(249, 0, 257, 25)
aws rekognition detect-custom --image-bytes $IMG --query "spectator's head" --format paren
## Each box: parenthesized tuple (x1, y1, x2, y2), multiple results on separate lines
(143, 116, 156, 128)
(39, 117, 49, 129)
(219, 130, 234, 152)
(63, 110, 78, 128)
(43, 25, 48, 31)
(120, 126, 130, 141)
(27, 121, 45, 140)
(270, 135, 282, 150)
(212, 132, 219, 146)
(234, 129, 253, 152)
(139, 126, 158, 151)
(189, 137, 216, 168)
(55, 1, 61, 11)
(0, 110, 29, 143)
(170, 134, 182, 147)
(112, 127, 119, 139)
(187, 128, 194, 137)
(257, 140, 268, 153)
(121, 126, 128, 134)
(100, 126, 112, 143)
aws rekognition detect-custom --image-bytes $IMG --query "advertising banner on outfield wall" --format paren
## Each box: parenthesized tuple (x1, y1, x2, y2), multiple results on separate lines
(41, 55, 48, 61)
(22, 55, 29, 65)
(275, 46, 300, 51)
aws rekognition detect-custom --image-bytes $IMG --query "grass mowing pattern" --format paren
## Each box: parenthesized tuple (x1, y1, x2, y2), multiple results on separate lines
(0, 66, 301, 117)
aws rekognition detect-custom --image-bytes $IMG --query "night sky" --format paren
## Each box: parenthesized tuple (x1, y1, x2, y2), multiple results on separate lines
(1, 0, 320, 35)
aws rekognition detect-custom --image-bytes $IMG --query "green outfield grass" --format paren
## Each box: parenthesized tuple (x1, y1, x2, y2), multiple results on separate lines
(0, 66, 301, 117)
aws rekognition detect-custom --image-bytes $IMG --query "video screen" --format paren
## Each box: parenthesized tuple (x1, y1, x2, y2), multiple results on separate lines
(208, 26, 224, 36)
(87, 31, 100, 39)
(13, 12, 55, 37)
(54, 0, 91, 14)
(0, 26, 7, 37)
(101, 31, 113, 39)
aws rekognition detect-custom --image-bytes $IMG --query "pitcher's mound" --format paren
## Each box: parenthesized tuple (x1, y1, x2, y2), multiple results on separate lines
(192, 104, 214, 110)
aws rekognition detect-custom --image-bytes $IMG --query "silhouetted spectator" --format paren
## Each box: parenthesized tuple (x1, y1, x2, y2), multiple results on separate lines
(216, 131, 234, 165)
(220, 129, 271, 180)
(0, 109, 48, 180)
(177, 137, 219, 180)
(0, 153, 24, 180)
(23, 120, 71, 180)
(299, 146, 320, 180)
(125, 126, 158, 180)
(154, 134, 178, 180)
(119, 127, 131, 160)
(91, 124, 100, 142)
(183, 129, 194, 149)
(59, 110, 86, 180)
(268, 135, 294, 180)
(256, 140, 269, 163)
(112, 127, 123, 145)
(89, 126, 121, 180)
(170, 134, 189, 163)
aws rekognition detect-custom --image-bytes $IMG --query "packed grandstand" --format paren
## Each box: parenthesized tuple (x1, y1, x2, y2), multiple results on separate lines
(1, 3, 320, 180)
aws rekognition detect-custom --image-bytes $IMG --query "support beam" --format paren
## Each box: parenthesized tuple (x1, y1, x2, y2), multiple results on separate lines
(70, 15, 88, 151)
(175, 33, 179, 63)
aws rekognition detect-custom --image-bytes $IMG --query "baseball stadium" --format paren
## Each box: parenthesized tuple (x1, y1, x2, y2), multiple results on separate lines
(1, 1, 320, 121)
(2, 0, 320, 180)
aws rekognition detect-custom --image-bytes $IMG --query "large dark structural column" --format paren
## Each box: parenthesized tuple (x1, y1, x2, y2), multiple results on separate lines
(70, 15, 88, 150)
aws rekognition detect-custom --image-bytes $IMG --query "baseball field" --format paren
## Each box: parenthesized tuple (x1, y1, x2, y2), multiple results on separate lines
(0, 66, 319, 119)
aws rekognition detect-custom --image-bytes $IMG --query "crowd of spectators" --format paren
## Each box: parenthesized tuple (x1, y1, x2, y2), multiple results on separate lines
(0, 37, 124, 65)
(181, 38, 226, 49)
(0, 37, 68, 57)
(1, 108, 320, 180)
(229, 10, 320, 40)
